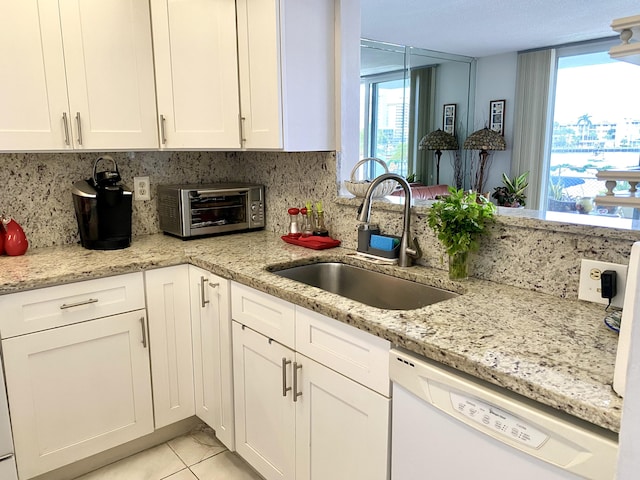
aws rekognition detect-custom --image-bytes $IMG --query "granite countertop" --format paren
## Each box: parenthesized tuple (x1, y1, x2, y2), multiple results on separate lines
(0, 231, 623, 433)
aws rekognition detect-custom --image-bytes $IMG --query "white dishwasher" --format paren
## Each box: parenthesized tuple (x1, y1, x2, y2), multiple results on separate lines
(390, 348, 618, 480)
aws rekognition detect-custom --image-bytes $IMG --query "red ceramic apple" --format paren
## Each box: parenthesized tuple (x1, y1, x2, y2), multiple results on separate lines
(2, 216, 28, 256)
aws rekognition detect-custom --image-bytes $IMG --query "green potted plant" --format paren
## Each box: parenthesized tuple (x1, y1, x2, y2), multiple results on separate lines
(427, 187, 496, 279)
(491, 172, 529, 207)
(547, 178, 577, 212)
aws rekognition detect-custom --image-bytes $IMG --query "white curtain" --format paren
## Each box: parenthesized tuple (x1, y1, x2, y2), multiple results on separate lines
(511, 49, 555, 209)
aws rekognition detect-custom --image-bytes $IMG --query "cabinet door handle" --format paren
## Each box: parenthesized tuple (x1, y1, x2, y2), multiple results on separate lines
(59, 298, 98, 310)
(282, 357, 292, 397)
(200, 276, 210, 307)
(75, 112, 83, 145)
(140, 317, 147, 348)
(62, 112, 70, 145)
(293, 362, 302, 402)
(160, 114, 167, 144)
(240, 115, 246, 145)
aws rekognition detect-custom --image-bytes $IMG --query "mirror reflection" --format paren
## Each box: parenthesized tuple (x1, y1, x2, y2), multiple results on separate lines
(359, 39, 475, 195)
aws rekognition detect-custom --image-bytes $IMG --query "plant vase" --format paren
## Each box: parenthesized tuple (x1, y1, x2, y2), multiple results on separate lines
(448, 250, 469, 280)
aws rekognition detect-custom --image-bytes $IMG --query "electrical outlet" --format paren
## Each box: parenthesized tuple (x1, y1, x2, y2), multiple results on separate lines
(134, 176, 150, 201)
(578, 259, 628, 308)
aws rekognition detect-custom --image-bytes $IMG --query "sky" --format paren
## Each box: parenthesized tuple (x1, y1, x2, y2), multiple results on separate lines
(553, 52, 640, 125)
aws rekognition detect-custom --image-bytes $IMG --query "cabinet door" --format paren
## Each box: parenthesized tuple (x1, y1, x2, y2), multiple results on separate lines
(2, 310, 154, 480)
(295, 354, 390, 480)
(58, 0, 158, 149)
(0, 0, 71, 151)
(146, 266, 195, 429)
(233, 321, 295, 480)
(151, 0, 241, 149)
(236, 0, 283, 149)
(189, 266, 235, 450)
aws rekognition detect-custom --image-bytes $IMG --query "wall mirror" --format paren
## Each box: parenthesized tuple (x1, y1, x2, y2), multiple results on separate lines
(358, 39, 476, 190)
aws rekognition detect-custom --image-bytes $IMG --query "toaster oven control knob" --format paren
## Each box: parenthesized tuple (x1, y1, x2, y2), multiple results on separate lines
(251, 214, 257, 221)
(251, 204, 257, 211)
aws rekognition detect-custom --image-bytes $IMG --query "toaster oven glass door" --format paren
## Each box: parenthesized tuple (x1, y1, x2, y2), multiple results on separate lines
(189, 190, 248, 232)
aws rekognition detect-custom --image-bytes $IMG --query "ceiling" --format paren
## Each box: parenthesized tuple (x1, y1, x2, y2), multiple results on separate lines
(361, 0, 639, 58)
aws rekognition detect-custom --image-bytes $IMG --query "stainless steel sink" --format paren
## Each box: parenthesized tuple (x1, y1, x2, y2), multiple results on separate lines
(272, 262, 458, 310)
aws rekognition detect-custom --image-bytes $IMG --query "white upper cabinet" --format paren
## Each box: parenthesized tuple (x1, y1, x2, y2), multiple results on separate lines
(0, 0, 158, 151)
(0, 1, 69, 151)
(237, 0, 336, 151)
(151, 0, 241, 149)
(151, 0, 336, 151)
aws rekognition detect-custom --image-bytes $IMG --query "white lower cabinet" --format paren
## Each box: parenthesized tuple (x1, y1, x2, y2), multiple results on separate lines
(295, 352, 390, 480)
(231, 283, 391, 480)
(233, 322, 296, 480)
(145, 265, 195, 428)
(189, 265, 235, 450)
(2, 310, 154, 479)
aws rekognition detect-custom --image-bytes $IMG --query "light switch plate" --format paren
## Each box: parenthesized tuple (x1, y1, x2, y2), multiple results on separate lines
(134, 176, 150, 201)
(578, 259, 628, 308)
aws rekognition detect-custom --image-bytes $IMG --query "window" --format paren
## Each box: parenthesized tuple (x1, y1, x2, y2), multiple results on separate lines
(360, 71, 409, 178)
(545, 41, 640, 217)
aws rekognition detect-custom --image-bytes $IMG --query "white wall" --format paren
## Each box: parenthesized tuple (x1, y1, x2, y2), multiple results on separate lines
(472, 52, 518, 193)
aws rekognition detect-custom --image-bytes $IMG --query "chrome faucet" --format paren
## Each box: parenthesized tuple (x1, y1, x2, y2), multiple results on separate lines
(357, 173, 420, 267)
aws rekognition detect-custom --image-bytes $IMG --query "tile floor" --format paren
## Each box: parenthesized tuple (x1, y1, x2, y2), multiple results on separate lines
(74, 426, 263, 480)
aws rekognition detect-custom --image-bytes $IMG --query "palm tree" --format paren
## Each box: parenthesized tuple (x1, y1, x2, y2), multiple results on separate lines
(576, 114, 593, 141)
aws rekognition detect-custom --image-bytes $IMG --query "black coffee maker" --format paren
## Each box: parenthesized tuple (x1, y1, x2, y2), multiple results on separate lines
(72, 156, 132, 250)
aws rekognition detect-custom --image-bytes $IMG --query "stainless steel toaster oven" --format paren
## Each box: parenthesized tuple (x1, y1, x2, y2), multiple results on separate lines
(157, 183, 265, 238)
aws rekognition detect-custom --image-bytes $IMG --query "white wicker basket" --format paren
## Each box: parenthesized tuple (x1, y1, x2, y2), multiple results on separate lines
(344, 158, 396, 198)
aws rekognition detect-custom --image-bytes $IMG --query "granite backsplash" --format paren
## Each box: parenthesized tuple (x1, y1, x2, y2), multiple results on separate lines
(1, 150, 639, 299)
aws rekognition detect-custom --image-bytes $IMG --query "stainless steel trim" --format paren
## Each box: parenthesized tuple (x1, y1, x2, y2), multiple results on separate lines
(200, 276, 209, 308)
(59, 298, 98, 310)
(195, 189, 249, 197)
(293, 362, 302, 402)
(140, 317, 147, 348)
(160, 114, 167, 144)
(62, 112, 70, 145)
(282, 357, 292, 397)
(75, 112, 83, 145)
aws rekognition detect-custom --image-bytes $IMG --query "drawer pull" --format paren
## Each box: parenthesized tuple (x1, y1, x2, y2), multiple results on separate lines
(293, 362, 302, 402)
(140, 317, 147, 348)
(282, 357, 291, 397)
(59, 298, 98, 310)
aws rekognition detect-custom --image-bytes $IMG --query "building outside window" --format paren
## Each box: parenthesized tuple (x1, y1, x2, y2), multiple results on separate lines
(360, 72, 409, 178)
(545, 42, 640, 216)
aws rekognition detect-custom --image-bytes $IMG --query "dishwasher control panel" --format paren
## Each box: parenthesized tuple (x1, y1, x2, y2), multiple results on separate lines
(450, 392, 549, 448)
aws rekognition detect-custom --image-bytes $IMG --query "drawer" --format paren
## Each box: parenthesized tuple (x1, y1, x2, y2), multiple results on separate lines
(231, 282, 295, 349)
(0, 272, 145, 338)
(295, 306, 390, 396)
